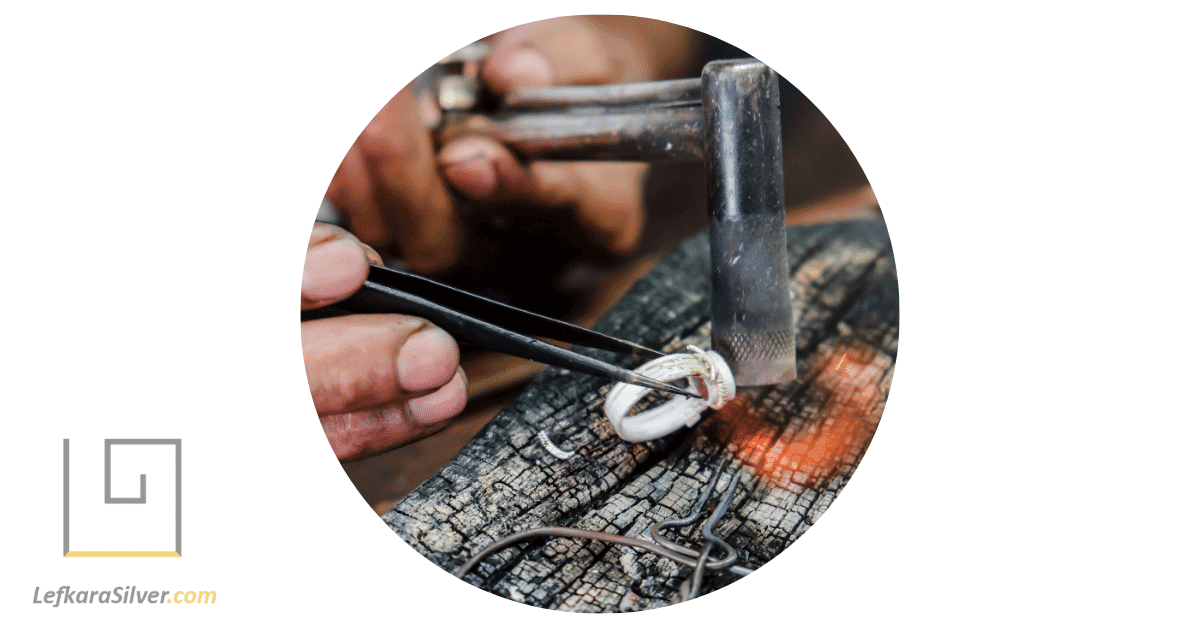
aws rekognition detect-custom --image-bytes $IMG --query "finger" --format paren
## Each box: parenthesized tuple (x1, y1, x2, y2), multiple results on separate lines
(325, 146, 389, 247)
(320, 368, 468, 461)
(302, 223, 380, 310)
(439, 137, 646, 255)
(528, 161, 647, 256)
(482, 17, 622, 92)
(302, 314, 461, 415)
(354, 88, 464, 274)
(438, 136, 505, 199)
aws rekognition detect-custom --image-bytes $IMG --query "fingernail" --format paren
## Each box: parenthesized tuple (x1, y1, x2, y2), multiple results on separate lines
(440, 137, 494, 164)
(444, 158, 498, 198)
(440, 138, 500, 198)
(498, 47, 553, 88)
(302, 237, 366, 300)
(396, 326, 459, 392)
(406, 370, 468, 426)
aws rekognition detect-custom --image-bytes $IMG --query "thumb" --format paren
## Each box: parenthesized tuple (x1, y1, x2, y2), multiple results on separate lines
(482, 45, 556, 92)
(481, 18, 621, 93)
(302, 223, 382, 310)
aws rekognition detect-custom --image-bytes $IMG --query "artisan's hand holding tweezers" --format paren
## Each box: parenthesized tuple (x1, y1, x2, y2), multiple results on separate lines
(302, 264, 700, 399)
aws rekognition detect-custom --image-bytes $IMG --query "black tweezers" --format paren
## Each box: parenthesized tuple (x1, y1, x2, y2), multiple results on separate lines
(302, 264, 699, 399)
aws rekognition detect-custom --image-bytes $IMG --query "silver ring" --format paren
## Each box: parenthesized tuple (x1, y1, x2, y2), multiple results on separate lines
(603, 346, 736, 442)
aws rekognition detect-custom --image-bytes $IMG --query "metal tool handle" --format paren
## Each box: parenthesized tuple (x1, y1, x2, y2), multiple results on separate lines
(435, 77, 705, 162)
(437, 107, 703, 161)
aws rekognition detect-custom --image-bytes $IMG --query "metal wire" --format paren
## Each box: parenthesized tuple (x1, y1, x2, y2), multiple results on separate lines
(454, 461, 755, 601)
(680, 541, 714, 602)
(455, 527, 720, 579)
(650, 461, 740, 571)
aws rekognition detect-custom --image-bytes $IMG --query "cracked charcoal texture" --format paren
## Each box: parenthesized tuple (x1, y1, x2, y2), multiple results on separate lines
(382, 220, 898, 612)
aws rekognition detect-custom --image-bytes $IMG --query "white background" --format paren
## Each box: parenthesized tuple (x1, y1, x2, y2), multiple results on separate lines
(3, 1, 1196, 626)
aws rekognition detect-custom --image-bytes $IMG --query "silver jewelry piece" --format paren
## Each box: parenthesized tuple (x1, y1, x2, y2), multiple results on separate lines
(537, 429, 575, 460)
(603, 345, 736, 442)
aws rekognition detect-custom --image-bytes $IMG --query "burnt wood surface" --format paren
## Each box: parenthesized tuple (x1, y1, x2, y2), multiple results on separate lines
(382, 219, 898, 611)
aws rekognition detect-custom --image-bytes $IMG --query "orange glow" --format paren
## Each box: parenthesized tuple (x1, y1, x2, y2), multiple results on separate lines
(700, 346, 888, 489)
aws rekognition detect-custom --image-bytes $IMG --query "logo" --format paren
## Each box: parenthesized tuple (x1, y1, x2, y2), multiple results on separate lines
(62, 439, 182, 557)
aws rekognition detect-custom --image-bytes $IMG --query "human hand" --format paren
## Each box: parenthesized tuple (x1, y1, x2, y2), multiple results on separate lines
(325, 16, 699, 275)
(302, 222, 468, 460)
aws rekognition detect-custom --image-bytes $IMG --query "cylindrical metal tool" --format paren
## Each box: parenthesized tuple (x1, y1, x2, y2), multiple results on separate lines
(702, 60, 796, 385)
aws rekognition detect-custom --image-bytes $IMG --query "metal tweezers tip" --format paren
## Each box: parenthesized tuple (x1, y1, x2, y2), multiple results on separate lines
(664, 384, 703, 400)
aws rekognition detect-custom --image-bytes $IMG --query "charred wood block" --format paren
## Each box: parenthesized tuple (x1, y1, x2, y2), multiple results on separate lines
(382, 219, 898, 611)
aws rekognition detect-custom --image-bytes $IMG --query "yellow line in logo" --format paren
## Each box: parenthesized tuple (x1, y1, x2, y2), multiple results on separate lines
(65, 551, 181, 557)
